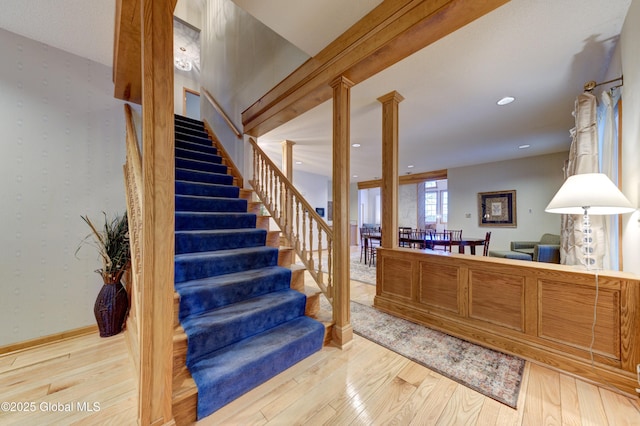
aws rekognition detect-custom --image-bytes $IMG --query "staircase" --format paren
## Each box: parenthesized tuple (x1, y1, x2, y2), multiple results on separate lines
(171, 115, 326, 423)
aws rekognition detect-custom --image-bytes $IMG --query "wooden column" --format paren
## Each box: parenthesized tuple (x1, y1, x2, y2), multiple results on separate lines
(281, 140, 296, 181)
(377, 91, 404, 249)
(330, 76, 354, 348)
(139, 0, 176, 424)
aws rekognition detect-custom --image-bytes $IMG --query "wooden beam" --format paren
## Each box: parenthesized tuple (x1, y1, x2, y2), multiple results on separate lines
(113, 0, 142, 103)
(242, 0, 509, 137)
(139, 0, 176, 424)
(357, 169, 448, 189)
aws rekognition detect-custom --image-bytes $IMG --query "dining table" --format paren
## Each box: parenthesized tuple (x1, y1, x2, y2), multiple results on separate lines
(363, 233, 488, 258)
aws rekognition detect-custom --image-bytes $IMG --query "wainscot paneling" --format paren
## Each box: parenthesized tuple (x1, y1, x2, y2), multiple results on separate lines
(374, 247, 640, 397)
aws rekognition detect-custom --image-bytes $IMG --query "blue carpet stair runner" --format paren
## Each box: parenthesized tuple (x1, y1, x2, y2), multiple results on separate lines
(173, 115, 325, 420)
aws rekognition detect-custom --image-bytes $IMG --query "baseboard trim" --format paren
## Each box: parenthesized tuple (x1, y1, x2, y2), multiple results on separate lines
(0, 324, 98, 355)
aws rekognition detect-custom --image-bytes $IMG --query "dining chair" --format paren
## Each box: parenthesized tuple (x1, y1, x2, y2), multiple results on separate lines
(430, 230, 452, 251)
(359, 227, 378, 264)
(359, 227, 368, 263)
(482, 231, 492, 256)
(446, 229, 462, 241)
(399, 227, 412, 247)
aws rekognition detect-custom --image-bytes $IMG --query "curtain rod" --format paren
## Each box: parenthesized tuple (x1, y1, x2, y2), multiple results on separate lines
(583, 75, 623, 92)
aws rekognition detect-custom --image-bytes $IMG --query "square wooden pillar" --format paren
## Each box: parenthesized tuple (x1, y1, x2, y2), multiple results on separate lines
(330, 76, 354, 348)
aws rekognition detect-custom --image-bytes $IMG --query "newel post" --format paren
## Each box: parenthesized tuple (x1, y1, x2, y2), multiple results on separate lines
(281, 140, 295, 242)
(330, 76, 354, 348)
(139, 0, 176, 423)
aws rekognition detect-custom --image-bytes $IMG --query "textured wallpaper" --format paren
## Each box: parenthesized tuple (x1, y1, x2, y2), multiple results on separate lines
(0, 28, 127, 346)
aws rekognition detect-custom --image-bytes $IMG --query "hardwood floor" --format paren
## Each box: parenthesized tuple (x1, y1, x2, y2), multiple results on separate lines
(1, 279, 638, 425)
(0, 331, 137, 425)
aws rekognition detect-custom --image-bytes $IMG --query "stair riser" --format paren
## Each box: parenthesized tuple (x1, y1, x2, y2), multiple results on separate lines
(239, 189, 253, 200)
(175, 249, 279, 282)
(278, 248, 293, 267)
(265, 231, 280, 248)
(175, 117, 205, 131)
(175, 213, 257, 231)
(176, 148, 222, 164)
(175, 131, 211, 145)
(185, 291, 307, 364)
(256, 215, 270, 231)
(175, 267, 292, 320)
(175, 181, 239, 198)
(176, 140, 217, 155)
(175, 195, 248, 213)
(175, 169, 233, 186)
(175, 124, 209, 139)
(305, 293, 320, 318)
(175, 230, 267, 254)
(290, 268, 305, 292)
(176, 158, 228, 174)
(247, 202, 262, 215)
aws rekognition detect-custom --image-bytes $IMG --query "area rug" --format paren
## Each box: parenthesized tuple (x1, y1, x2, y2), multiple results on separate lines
(349, 301, 525, 408)
(348, 253, 376, 285)
(311, 253, 377, 285)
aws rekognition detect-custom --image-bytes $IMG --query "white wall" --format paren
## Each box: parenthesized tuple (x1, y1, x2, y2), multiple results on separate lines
(0, 28, 127, 345)
(398, 183, 418, 229)
(292, 169, 330, 223)
(620, 0, 640, 274)
(174, 69, 200, 116)
(447, 152, 568, 254)
(200, 0, 309, 179)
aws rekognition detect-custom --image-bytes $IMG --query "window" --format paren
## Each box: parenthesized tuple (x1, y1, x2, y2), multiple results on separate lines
(425, 191, 438, 223)
(441, 190, 448, 223)
(423, 181, 448, 225)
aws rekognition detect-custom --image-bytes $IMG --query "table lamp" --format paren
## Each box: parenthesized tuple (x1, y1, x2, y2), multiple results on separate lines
(545, 173, 635, 268)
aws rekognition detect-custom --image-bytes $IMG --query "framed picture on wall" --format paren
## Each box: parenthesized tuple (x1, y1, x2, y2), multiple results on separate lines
(315, 207, 325, 217)
(478, 190, 516, 227)
(327, 201, 333, 221)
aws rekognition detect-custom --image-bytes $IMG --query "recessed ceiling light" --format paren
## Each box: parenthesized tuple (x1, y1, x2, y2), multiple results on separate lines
(497, 96, 515, 106)
(518, 144, 530, 149)
(407, 165, 414, 169)
(295, 161, 303, 165)
(352, 175, 358, 178)
(351, 143, 361, 148)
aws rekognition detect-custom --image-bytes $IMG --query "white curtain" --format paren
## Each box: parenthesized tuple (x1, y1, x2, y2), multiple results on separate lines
(561, 92, 607, 268)
(598, 88, 622, 269)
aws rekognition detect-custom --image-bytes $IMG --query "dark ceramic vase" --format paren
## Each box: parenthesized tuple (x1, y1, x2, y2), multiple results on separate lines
(94, 271, 129, 337)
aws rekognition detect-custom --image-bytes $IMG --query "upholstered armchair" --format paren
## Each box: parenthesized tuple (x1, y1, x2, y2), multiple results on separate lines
(510, 233, 561, 263)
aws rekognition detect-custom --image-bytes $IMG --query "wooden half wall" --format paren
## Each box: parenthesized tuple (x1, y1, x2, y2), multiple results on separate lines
(374, 247, 640, 396)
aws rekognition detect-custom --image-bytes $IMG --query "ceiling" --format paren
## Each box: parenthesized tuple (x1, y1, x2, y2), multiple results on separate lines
(0, 0, 632, 184)
(249, 0, 632, 182)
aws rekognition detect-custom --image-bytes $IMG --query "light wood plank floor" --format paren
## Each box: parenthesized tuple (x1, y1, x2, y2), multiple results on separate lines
(1, 279, 638, 425)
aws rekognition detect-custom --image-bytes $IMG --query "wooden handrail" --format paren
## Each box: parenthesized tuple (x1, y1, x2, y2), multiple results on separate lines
(122, 103, 143, 374)
(202, 119, 243, 188)
(247, 137, 334, 304)
(201, 87, 242, 138)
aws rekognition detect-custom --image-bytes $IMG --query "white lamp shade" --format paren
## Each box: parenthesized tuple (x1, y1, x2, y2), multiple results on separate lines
(545, 173, 635, 215)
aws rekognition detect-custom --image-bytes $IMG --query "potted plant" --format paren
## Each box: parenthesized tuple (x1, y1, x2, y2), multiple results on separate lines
(77, 212, 131, 337)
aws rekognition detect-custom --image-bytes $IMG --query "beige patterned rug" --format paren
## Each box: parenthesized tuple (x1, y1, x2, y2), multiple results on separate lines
(348, 253, 376, 285)
(351, 301, 524, 408)
(321, 298, 525, 408)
